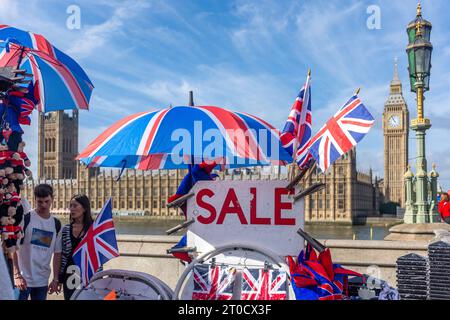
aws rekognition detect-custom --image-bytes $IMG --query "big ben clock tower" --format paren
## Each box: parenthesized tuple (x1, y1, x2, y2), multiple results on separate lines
(383, 59, 409, 207)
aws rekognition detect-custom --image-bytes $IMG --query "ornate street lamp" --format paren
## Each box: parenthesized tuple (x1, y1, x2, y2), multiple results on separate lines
(402, 2, 440, 224)
(406, 3, 432, 95)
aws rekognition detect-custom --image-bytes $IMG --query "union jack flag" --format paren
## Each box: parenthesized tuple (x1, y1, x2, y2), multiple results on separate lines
(73, 198, 119, 286)
(241, 268, 287, 300)
(191, 264, 236, 300)
(308, 95, 374, 172)
(280, 73, 312, 169)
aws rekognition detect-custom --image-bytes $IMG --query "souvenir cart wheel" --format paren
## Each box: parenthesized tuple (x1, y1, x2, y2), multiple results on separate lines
(173, 244, 295, 300)
(71, 269, 174, 300)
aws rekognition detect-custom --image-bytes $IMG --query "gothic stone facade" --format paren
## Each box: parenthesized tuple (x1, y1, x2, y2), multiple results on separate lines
(38, 110, 79, 180)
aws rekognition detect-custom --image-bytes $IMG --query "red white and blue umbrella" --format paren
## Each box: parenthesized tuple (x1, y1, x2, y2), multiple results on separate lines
(0, 25, 94, 112)
(77, 106, 291, 170)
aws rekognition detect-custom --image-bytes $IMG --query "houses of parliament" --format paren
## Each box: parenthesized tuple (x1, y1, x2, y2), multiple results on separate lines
(22, 62, 408, 224)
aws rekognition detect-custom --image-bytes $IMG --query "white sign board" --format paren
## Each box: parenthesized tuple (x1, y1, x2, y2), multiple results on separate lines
(186, 180, 304, 257)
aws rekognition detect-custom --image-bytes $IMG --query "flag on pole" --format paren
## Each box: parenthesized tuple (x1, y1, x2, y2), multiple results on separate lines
(73, 198, 119, 286)
(280, 72, 313, 169)
(308, 95, 374, 172)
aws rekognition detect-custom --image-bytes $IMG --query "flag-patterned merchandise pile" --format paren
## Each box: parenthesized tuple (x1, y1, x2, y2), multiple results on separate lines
(0, 87, 37, 254)
(428, 241, 450, 300)
(191, 264, 288, 300)
(280, 73, 312, 169)
(287, 244, 361, 300)
(396, 253, 428, 300)
(73, 198, 119, 286)
(308, 95, 374, 172)
(192, 264, 236, 300)
(241, 268, 287, 300)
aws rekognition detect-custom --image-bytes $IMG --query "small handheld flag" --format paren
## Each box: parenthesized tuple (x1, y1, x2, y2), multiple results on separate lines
(73, 198, 119, 286)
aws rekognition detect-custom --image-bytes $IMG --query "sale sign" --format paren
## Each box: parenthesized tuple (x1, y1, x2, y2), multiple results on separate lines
(186, 180, 304, 257)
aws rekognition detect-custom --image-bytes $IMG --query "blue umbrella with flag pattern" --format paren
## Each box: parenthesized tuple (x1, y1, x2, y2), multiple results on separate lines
(77, 105, 292, 170)
(0, 25, 94, 112)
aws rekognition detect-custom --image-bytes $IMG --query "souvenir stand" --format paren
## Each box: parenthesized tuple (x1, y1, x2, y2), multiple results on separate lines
(172, 179, 305, 300)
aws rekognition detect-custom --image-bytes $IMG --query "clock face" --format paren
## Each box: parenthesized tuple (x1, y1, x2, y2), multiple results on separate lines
(388, 115, 401, 128)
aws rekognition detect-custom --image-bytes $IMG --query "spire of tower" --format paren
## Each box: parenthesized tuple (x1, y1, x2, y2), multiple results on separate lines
(390, 57, 402, 94)
(393, 57, 400, 82)
(390, 57, 402, 86)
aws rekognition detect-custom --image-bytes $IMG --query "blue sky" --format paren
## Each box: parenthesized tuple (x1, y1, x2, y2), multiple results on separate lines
(3, 0, 450, 186)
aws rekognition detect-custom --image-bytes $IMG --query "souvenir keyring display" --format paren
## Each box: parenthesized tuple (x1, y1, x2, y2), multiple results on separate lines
(174, 244, 294, 300)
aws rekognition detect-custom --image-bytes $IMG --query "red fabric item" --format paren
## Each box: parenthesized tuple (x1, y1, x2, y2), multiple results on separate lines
(318, 249, 334, 280)
(8, 91, 25, 98)
(198, 161, 217, 174)
(9, 158, 23, 166)
(18, 116, 31, 126)
(286, 256, 318, 288)
(439, 200, 450, 219)
(167, 194, 182, 204)
(1, 225, 21, 239)
(18, 152, 30, 162)
(333, 266, 362, 277)
(2, 128, 12, 142)
(0, 151, 9, 165)
(172, 252, 192, 263)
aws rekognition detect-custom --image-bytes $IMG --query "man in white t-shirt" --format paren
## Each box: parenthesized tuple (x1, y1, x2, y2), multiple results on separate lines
(12, 184, 62, 300)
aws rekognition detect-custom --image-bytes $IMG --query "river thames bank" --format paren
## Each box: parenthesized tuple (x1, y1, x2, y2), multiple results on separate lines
(56, 215, 401, 240)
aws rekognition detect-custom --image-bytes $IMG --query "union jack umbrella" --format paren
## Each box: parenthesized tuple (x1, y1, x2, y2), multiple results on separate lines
(308, 95, 374, 172)
(0, 25, 94, 112)
(192, 264, 236, 300)
(77, 106, 292, 170)
(241, 268, 287, 300)
(280, 71, 313, 169)
(73, 198, 119, 286)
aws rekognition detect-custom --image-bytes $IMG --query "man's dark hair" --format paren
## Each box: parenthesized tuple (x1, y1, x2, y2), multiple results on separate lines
(34, 184, 54, 198)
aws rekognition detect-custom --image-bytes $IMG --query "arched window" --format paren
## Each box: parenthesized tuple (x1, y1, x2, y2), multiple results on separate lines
(52, 139, 56, 152)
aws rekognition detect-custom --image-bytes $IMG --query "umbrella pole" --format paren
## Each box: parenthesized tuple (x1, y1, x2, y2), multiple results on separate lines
(39, 112, 45, 179)
(16, 46, 25, 70)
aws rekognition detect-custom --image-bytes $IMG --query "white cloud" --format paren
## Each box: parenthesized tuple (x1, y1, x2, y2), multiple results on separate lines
(66, 0, 150, 58)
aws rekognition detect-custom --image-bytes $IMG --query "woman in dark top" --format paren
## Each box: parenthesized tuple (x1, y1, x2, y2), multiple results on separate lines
(58, 195, 93, 300)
